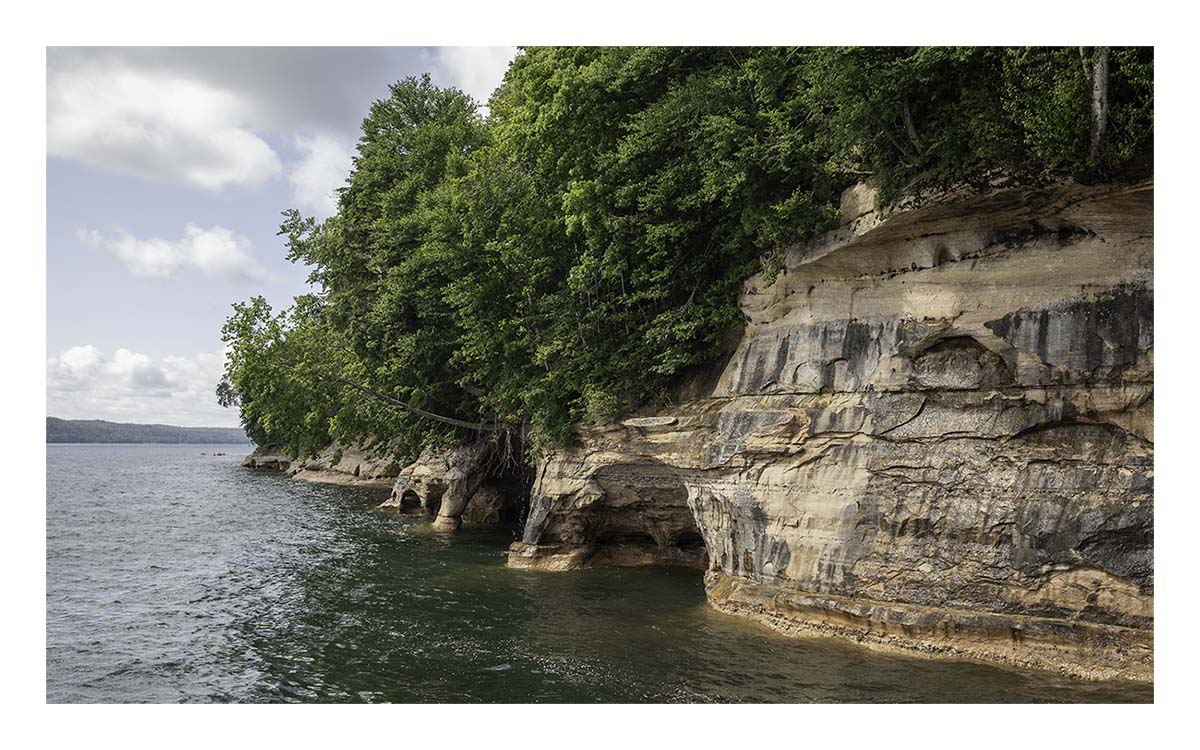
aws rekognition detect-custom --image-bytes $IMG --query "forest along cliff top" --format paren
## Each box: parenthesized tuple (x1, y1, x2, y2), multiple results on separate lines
(511, 178, 1153, 682)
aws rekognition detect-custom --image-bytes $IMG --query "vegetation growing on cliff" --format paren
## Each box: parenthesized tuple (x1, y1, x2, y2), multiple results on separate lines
(218, 46, 1153, 458)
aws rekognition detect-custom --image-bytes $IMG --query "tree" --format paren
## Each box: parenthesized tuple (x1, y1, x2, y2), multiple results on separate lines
(219, 47, 1153, 457)
(1081, 46, 1111, 163)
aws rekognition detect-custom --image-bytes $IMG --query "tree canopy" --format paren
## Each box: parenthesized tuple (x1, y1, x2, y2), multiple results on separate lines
(218, 47, 1153, 460)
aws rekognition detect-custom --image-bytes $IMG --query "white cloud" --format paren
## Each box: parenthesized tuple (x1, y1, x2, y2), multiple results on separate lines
(49, 345, 106, 390)
(48, 60, 282, 190)
(110, 348, 171, 389)
(78, 224, 268, 282)
(289, 134, 355, 217)
(46, 47, 518, 196)
(47, 346, 236, 427)
(434, 46, 519, 111)
(49, 47, 408, 140)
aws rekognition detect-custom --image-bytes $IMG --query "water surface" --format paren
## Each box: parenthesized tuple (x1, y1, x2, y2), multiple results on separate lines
(47, 444, 1152, 703)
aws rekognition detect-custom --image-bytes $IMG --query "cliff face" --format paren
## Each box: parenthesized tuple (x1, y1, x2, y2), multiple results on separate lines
(377, 442, 524, 528)
(508, 180, 1153, 681)
(243, 443, 400, 488)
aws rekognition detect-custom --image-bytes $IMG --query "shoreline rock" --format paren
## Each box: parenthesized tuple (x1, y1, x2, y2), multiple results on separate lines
(242, 179, 1154, 682)
(241, 446, 292, 472)
(242, 442, 399, 489)
(704, 570, 1152, 683)
(507, 179, 1155, 682)
(378, 443, 521, 529)
(378, 443, 489, 527)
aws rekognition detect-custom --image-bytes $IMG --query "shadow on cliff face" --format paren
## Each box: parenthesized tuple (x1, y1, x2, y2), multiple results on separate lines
(520, 460, 710, 571)
(592, 462, 708, 566)
(398, 489, 421, 512)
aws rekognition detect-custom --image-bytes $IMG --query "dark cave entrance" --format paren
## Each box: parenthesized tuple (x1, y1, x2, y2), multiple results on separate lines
(673, 529, 708, 554)
(584, 462, 709, 570)
(425, 490, 443, 517)
(398, 490, 422, 512)
(484, 451, 531, 527)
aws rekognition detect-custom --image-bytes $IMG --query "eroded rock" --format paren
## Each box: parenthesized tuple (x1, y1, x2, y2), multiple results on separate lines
(508, 180, 1154, 681)
(241, 446, 291, 471)
(290, 443, 401, 488)
(242, 441, 400, 488)
(380, 443, 492, 530)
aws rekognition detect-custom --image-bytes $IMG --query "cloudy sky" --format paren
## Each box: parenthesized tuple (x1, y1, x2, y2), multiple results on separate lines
(47, 46, 517, 427)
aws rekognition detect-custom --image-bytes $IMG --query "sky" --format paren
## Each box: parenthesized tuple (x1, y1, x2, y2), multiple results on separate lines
(46, 46, 518, 427)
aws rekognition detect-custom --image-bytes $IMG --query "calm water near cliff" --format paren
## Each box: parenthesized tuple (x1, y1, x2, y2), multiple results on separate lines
(47, 444, 1151, 703)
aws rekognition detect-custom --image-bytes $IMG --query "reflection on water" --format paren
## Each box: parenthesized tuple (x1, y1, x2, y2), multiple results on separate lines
(47, 444, 1152, 703)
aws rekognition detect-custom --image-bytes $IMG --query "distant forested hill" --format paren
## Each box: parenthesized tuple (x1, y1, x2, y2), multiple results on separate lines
(47, 417, 250, 444)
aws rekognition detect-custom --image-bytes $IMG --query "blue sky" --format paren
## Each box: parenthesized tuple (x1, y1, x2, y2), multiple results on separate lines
(46, 46, 516, 426)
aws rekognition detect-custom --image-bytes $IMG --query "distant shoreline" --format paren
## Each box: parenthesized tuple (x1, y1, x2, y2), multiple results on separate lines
(48, 441, 250, 446)
(46, 417, 250, 445)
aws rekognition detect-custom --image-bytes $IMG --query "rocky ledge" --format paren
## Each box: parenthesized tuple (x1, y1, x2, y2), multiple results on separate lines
(243, 442, 400, 488)
(507, 179, 1154, 681)
(378, 443, 522, 529)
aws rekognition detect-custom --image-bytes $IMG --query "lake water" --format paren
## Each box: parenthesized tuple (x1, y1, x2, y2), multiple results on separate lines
(46, 443, 1152, 703)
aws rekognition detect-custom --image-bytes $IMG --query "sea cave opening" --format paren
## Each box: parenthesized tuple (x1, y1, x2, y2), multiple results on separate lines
(583, 462, 709, 570)
(398, 490, 422, 512)
(425, 490, 443, 517)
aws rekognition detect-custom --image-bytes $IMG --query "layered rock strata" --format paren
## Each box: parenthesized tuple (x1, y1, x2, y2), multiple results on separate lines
(244, 439, 519, 525)
(243, 442, 400, 488)
(242, 446, 292, 471)
(379, 443, 519, 529)
(508, 180, 1154, 681)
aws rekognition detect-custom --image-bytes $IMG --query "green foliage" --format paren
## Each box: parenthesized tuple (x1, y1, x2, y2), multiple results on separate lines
(441, 47, 847, 446)
(218, 295, 340, 456)
(253, 76, 494, 458)
(804, 46, 1152, 199)
(1001, 47, 1091, 171)
(1105, 47, 1155, 164)
(219, 47, 1153, 457)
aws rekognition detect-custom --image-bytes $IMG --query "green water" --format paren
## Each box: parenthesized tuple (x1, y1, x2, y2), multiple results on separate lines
(46, 444, 1151, 703)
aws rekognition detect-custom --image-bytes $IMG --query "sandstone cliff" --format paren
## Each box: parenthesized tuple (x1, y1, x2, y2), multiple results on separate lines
(244, 439, 518, 520)
(243, 442, 400, 488)
(378, 443, 522, 528)
(508, 179, 1154, 681)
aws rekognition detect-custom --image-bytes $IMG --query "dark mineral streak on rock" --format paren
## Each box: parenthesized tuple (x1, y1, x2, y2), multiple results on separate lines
(507, 180, 1155, 682)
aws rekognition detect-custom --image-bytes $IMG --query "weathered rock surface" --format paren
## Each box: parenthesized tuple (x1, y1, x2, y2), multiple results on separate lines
(289, 442, 401, 487)
(460, 486, 509, 525)
(242, 446, 292, 471)
(509, 180, 1154, 681)
(243, 441, 400, 488)
(379, 443, 494, 529)
(379, 443, 524, 528)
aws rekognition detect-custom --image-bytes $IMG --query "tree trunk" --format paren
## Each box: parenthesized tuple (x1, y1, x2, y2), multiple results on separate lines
(332, 375, 501, 432)
(1088, 46, 1110, 163)
(901, 97, 924, 154)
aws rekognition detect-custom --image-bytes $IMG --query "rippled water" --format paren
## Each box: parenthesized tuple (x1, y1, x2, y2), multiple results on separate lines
(46, 444, 1151, 703)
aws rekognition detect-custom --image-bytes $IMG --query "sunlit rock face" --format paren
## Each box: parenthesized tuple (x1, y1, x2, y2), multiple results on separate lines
(242, 446, 292, 472)
(379, 443, 491, 530)
(243, 442, 400, 488)
(380, 443, 523, 530)
(509, 180, 1154, 681)
(290, 442, 401, 488)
